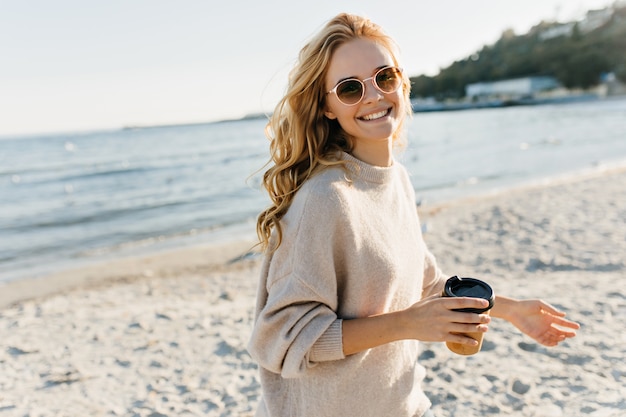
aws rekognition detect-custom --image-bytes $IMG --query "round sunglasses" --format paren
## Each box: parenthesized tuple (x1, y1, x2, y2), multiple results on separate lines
(326, 66, 403, 106)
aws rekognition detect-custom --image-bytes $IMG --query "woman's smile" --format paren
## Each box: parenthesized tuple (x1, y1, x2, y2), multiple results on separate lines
(359, 108, 392, 121)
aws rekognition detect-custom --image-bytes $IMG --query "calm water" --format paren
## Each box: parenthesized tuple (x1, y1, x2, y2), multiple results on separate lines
(2, 97, 626, 282)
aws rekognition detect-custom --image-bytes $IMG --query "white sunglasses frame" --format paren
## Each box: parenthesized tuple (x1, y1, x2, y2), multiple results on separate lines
(326, 66, 403, 106)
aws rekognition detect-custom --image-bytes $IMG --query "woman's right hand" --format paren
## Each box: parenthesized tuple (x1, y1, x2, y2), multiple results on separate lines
(342, 295, 490, 356)
(397, 295, 491, 346)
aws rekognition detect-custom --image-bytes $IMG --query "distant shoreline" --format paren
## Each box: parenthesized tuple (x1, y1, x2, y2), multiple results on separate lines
(128, 92, 623, 130)
(411, 92, 602, 113)
(3, 93, 622, 140)
(123, 93, 616, 131)
(121, 112, 269, 132)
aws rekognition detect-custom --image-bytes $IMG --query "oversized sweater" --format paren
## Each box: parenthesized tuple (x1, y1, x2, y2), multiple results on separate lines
(247, 152, 447, 417)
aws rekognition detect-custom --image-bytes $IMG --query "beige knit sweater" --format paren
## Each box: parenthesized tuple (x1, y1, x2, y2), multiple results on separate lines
(248, 152, 446, 417)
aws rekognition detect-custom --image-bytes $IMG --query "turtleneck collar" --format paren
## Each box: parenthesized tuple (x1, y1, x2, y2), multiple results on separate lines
(340, 152, 397, 184)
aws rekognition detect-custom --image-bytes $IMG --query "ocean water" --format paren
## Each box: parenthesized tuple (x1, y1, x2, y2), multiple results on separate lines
(2, 97, 626, 283)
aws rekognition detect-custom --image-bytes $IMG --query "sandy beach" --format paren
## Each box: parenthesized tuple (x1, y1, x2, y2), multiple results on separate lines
(1, 166, 625, 417)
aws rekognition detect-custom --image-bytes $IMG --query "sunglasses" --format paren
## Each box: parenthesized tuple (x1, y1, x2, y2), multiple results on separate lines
(326, 66, 403, 106)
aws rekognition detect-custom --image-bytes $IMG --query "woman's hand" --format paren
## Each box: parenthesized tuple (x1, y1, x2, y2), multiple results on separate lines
(342, 295, 490, 356)
(493, 297, 580, 347)
(342, 295, 580, 356)
(397, 295, 492, 345)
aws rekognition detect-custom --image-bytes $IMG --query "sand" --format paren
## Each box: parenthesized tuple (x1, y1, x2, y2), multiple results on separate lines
(1, 167, 624, 417)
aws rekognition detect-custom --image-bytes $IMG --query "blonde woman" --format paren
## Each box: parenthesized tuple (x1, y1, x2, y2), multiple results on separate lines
(248, 13, 579, 417)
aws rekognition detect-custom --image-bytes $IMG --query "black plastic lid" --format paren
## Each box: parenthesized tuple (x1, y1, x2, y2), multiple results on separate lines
(443, 276, 494, 313)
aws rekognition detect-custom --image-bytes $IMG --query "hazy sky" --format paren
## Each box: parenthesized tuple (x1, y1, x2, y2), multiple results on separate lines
(0, 0, 614, 137)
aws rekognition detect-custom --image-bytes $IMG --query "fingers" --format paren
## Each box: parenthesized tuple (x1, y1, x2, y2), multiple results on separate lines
(442, 298, 491, 336)
(538, 330, 569, 346)
(551, 315, 581, 330)
(538, 336, 562, 347)
(444, 296, 491, 311)
(452, 313, 491, 326)
(538, 300, 581, 331)
(551, 324, 578, 338)
(449, 322, 489, 334)
(446, 321, 490, 346)
(534, 322, 579, 346)
(536, 299, 581, 332)
(539, 301, 580, 327)
(537, 300, 567, 317)
(406, 297, 491, 343)
(446, 328, 487, 346)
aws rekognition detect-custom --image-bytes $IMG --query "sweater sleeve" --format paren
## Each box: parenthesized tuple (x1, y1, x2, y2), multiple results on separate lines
(420, 242, 447, 298)
(399, 165, 447, 299)
(247, 180, 348, 378)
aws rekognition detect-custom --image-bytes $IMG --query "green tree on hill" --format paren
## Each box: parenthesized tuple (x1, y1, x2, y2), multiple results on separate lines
(410, 4, 626, 99)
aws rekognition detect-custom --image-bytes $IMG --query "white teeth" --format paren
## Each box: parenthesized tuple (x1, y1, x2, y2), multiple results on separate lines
(361, 110, 388, 121)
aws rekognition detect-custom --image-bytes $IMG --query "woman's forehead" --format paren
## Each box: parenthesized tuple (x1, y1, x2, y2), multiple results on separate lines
(327, 38, 394, 80)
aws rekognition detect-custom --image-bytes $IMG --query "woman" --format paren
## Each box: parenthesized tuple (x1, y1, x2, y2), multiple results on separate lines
(248, 13, 579, 417)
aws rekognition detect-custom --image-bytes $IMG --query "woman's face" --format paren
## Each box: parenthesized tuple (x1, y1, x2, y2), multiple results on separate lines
(324, 38, 403, 157)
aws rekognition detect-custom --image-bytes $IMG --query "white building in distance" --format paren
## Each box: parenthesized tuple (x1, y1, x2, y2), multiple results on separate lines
(465, 76, 561, 100)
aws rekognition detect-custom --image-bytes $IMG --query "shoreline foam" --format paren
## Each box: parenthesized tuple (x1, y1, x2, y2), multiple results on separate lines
(5, 161, 626, 308)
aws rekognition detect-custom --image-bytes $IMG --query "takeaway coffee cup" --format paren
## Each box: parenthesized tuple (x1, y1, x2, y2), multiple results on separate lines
(442, 275, 495, 355)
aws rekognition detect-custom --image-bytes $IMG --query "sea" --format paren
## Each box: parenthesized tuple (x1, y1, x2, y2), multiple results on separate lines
(2, 96, 626, 284)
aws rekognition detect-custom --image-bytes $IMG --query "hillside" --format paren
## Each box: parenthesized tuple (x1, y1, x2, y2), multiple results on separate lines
(409, 4, 626, 99)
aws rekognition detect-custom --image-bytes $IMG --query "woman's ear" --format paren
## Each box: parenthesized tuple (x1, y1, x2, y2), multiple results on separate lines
(324, 109, 337, 120)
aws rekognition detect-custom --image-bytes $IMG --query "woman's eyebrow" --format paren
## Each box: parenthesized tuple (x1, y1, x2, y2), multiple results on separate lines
(334, 65, 390, 83)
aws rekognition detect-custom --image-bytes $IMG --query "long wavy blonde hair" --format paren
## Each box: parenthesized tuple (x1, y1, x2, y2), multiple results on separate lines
(256, 13, 412, 252)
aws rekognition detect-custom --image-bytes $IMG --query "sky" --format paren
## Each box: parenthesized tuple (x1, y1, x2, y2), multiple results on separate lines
(0, 0, 615, 137)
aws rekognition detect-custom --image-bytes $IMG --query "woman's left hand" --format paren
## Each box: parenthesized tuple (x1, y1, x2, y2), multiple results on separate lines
(506, 299, 580, 346)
